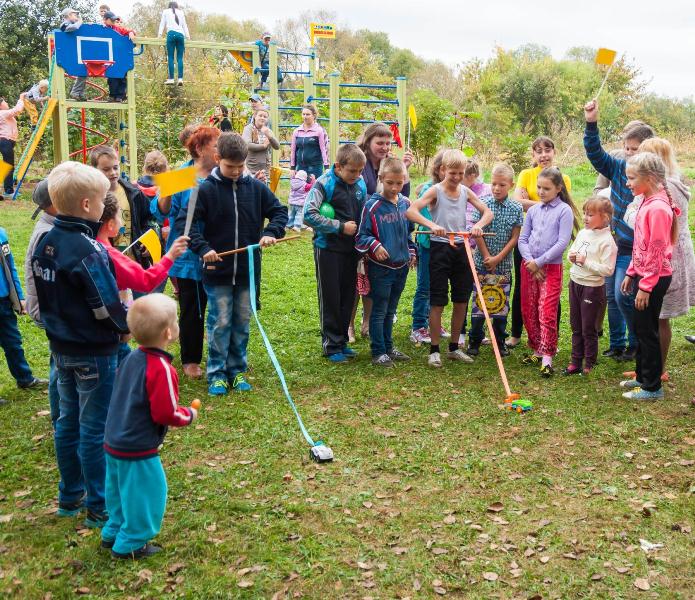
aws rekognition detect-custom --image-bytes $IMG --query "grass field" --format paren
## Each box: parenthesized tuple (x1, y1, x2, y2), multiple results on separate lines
(1, 166, 694, 599)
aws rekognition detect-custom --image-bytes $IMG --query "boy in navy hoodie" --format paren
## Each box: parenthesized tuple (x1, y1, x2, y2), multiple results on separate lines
(304, 144, 367, 362)
(102, 294, 196, 559)
(356, 157, 416, 367)
(185, 133, 287, 395)
(32, 161, 128, 528)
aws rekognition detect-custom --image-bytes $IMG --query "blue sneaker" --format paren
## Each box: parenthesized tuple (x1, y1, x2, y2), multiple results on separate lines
(84, 508, 108, 529)
(342, 347, 358, 358)
(208, 379, 229, 396)
(57, 497, 84, 517)
(232, 373, 252, 392)
(327, 352, 348, 363)
(622, 388, 664, 401)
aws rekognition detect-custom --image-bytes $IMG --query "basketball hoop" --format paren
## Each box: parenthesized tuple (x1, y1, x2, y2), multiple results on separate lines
(83, 60, 114, 77)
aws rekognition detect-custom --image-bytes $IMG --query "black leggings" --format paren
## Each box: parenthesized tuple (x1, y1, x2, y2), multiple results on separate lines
(177, 277, 207, 365)
(634, 276, 671, 391)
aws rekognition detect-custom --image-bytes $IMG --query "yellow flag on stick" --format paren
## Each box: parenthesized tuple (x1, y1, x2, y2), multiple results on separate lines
(270, 166, 282, 193)
(126, 228, 162, 263)
(153, 166, 197, 198)
(0, 160, 12, 183)
(408, 103, 418, 130)
(595, 48, 617, 66)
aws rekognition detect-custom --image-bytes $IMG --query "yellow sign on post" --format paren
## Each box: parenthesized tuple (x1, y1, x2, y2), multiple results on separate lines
(310, 23, 336, 47)
(153, 165, 198, 198)
(595, 48, 617, 66)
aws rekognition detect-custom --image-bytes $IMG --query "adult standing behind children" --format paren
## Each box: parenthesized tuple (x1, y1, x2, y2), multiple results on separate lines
(211, 105, 232, 132)
(242, 108, 279, 183)
(185, 133, 288, 395)
(289, 104, 329, 180)
(32, 162, 129, 528)
(89, 145, 153, 268)
(159, 1, 189, 86)
(510, 137, 571, 348)
(304, 144, 368, 362)
(0, 93, 25, 200)
(152, 126, 220, 379)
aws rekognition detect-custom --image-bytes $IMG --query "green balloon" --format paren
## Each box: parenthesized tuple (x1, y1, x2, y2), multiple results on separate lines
(319, 203, 335, 219)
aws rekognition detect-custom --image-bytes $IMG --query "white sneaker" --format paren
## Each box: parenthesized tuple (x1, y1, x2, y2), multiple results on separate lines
(428, 352, 442, 368)
(481, 337, 491, 345)
(458, 334, 466, 346)
(177, 78, 184, 86)
(410, 327, 431, 344)
(165, 78, 175, 85)
(447, 348, 474, 363)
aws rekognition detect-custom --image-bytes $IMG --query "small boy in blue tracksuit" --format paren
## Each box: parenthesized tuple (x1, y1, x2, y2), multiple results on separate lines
(184, 133, 287, 395)
(356, 157, 416, 367)
(304, 144, 368, 362)
(102, 293, 196, 559)
(0, 227, 47, 404)
(32, 161, 128, 528)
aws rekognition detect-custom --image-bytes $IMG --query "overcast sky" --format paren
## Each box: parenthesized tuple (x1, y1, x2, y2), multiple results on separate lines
(122, 0, 694, 99)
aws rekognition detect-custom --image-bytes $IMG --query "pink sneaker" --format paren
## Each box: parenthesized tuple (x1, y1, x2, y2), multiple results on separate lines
(410, 327, 431, 344)
(440, 327, 450, 338)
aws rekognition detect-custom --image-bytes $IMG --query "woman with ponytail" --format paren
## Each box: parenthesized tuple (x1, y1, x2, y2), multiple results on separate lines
(158, 1, 190, 85)
(619, 152, 678, 401)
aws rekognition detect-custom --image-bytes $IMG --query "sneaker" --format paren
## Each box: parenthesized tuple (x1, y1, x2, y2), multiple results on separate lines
(540, 365, 554, 378)
(293, 226, 301, 233)
(602, 347, 624, 359)
(481, 337, 492, 345)
(84, 508, 108, 529)
(112, 543, 162, 560)
(440, 327, 450, 339)
(499, 344, 510, 357)
(101, 538, 115, 550)
(467, 344, 480, 357)
(581, 368, 592, 376)
(342, 347, 358, 358)
(327, 352, 348, 363)
(507, 336, 521, 348)
(522, 354, 541, 365)
(428, 352, 442, 368)
(18, 377, 49, 389)
(232, 373, 252, 391)
(410, 327, 431, 344)
(165, 78, 175, 84)
(562, 365, 582, 376)
(182, 363, 203, 379)
(619, 347, 637, 362)
(685, 335, 695, 344)
(619, 379, 642, 389)
(622, 387, 664, 401)
(372, 354, 394, 368)
(177, 78, 184, 86)
(458, 334, 466, 346)
(447, 348, 474, 363)
(208, 379, 229, 396)
(388, 348, 411, 362)
(57, 498, 84, 517)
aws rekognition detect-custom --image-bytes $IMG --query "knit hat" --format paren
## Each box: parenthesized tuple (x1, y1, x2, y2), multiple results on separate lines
(31, 179, 52, 219)
(294, 170, 308, 181)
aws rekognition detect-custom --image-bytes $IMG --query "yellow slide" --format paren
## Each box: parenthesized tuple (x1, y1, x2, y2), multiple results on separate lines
(15, 98, 57, 182)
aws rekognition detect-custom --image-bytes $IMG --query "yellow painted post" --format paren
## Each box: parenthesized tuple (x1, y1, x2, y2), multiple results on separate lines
(269, 44, 280, 168)
(126, 68, 137, 180)
(53, 65, 70, 163)
(328, 72, 340, 164)
(396, 76, 407, 154)
(251, 45, 261, 94)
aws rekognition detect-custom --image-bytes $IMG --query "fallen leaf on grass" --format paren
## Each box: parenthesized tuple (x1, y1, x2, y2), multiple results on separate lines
(431, 548, 448, 555)
(615, 566, 631, 574)
(671, 523, 692, 534)
(433, 587, 447, 596)
(237, 579, 254, 588)
(639, 539, 664, 553)
(679, 459, 694, 467)
(12, 490, 30, 498)
(487, 502, 504, 513)
(640, 474, 652, 480)
(539, 556, 550, 564)
(591, 573, 604, 581)
(483, 572, 498, 581)
(167, 563, 185, 575)
(443, 515, 456, 525)
(392, 547, 408, 555)
(362, 501, 373, 509)
(0, 514, 14, 523)
(563, 553, 578, 560)
(633, 578, 650, 591)
(35, 410, 50, 417)
(75, 588, 90, 595)
(413, 578, 422, 591)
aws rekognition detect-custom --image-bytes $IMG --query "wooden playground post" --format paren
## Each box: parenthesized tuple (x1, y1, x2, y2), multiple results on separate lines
(396, 76, 407, 152)
(328, 72, 340, 164)
(269, 44, 280, 169)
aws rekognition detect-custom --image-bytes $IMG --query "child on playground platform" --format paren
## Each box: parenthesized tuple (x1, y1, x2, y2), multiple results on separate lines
(59, 8, 85, 101)
(406, 149, 493, 368)
(287, 170, 314, 232)
(304, 144, 368, 362)
(23, 79, 49, 125)
(619, 152, 678, 401)
(102, 11, 135, 102)
(186, 133, 287, 395)
(102, 294, 197, 559)
(467, 163, 523, 358)
(518, 167, 579, 377)
(356, 157, 416, 367)
(565, 197, 617, 376)
(32, 161, 128, 528)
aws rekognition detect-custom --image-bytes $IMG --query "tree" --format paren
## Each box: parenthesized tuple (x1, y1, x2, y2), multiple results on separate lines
(388, 48, 424, 79)
(410, 89, 454, 172)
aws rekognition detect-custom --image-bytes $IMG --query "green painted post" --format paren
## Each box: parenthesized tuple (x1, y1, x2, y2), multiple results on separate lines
(303, 74, 315, 104)
(269, 44, 280, 168)
(52, 61, 69, 164)
(396, 76, 407, 153)
(328, 72, 340, 164)
(126, 69, 138, 180)
(251, 45, 261, 95)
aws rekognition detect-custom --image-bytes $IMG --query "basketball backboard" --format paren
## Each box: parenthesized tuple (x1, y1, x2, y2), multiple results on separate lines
(54, 23, 134, 78)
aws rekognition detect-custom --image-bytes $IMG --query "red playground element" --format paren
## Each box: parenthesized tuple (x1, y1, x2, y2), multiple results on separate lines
(83, 59, 115, 77)
(65, 74, 110, 163)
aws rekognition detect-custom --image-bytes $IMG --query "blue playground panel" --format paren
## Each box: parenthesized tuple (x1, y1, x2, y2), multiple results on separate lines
(54, 24, 134, 78)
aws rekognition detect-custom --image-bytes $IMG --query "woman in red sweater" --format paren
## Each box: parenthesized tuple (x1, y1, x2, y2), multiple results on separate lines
(619, 152, 679, 401)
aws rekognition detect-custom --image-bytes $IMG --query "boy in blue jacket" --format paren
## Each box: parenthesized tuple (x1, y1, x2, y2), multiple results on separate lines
(304, 144, 367, 362)
(356, 157, 416, 367)
(0, 227, 47, 405)
(32, 161, 129, 528)
(185, 133, 287, 395)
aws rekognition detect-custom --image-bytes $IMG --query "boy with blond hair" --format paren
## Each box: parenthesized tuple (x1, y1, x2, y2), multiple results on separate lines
(32, 161, 129, 529)
(102, 294, 197, 559)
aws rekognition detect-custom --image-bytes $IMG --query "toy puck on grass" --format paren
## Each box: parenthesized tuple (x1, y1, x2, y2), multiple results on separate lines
(319, 203, 335, 219)
(508, 398, 533, 413)
(191, 398, 201, 410)
(310, 441, 334, 463)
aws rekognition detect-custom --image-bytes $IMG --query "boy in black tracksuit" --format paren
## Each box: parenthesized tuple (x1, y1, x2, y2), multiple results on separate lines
(304, 145, 368, 362)
(184, 133, 287, 395)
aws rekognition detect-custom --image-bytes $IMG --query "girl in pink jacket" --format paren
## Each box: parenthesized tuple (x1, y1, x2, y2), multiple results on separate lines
(619, 152, 679, 401)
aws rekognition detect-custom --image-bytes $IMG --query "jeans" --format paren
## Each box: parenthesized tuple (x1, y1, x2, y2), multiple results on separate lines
(0, 297, 34, 385)
(411, 244, 430, 330)
(48, 354, 59, 429)
(260, 61, 269, 85)
(0, 138, 15, 193)
(54, 353, 117, 512)
(107, 77, 127, 100)
(70, 77, 87, 99)
(166, 30, 185, 79)
(204, 284, 251, 384)
(606, 254, 637, 351)
(368, 263, 408, 357)
(288, 204, 304, 229)
(296, 163, 324, 180)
